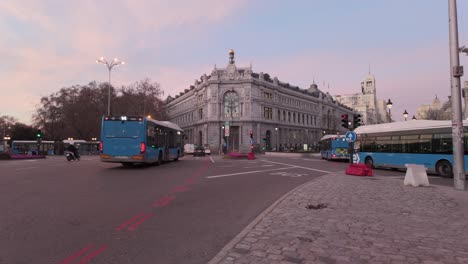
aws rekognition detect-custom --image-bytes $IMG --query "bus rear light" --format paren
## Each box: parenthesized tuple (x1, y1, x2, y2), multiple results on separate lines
(140, 142, 146, 153)
(100, 142, 103, 153)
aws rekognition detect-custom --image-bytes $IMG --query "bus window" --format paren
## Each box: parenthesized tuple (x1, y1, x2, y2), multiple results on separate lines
(391, 136, 401, 153)
(375, 136, 392, 153)
(433, 133, 452, 154)
(401, 135, 419, 153)
(419, 134, 433, 153)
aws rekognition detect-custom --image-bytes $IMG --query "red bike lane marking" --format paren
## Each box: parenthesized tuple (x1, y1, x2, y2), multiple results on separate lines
(60, 159, 213, 263)
(77, 245, 108, 264)
(127, 213, 153, 231)
(60, 244, 94, 264)
(152, 195, 176, 207)
(115, 212, 147, 231)
(171, 185, 189, 193)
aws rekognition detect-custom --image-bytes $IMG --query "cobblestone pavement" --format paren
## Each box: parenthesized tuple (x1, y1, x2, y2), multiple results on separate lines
(209, 174, 468, 264)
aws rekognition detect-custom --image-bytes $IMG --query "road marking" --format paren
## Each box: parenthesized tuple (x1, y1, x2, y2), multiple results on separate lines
(153, 195, 176, 207)
(206, 167, 294, 179)
(127, 213, 153, 231)
(270, 171, 308, 178)
(209, 155, 215, 163)
(15, 166, 40, 171)
(243, 164, 275, 168)
(263, 160, 332, 173)
(60, 244, 94, 264)
(116, 212, 147, 231)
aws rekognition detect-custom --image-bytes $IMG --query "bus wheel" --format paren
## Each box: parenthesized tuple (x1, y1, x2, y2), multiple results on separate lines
(156, 153, 163, 166)
(174, 151, 179, 161)
(365, 157, 374, 168)
(436, 160, 453, 178)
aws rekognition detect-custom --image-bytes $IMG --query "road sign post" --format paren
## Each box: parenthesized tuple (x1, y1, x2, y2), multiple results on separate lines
(345, 131, 357, 164)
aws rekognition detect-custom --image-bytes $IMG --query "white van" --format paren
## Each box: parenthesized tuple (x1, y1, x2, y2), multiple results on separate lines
(184, 144, 195, 154)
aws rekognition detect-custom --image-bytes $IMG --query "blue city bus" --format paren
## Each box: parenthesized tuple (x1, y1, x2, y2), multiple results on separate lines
(319, 134, 349, 161)
(100, 116, 184, 166)
(354, 120, 468, 178)
(11, 140, 55, 155)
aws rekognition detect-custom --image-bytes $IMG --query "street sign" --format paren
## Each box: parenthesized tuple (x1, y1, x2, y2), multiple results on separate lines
(224, 121, 230, 126)
(249, 138, 254, 145)
(224, 126, 230, 137)
(345, 131, 357, 143)
(353, 153, 360, 163)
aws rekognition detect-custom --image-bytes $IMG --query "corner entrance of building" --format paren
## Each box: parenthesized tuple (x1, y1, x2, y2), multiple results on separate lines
(227, 126, 239, 152)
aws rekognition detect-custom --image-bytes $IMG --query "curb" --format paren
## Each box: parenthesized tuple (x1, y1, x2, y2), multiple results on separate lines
(207, 173, 333, 264)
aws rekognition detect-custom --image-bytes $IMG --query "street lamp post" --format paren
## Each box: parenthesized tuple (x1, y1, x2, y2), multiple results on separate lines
(96, 57, 125, 115)
(220, 125, 225, 155)
(448, 0, 465, 190)
(386, 99, 393, 123)
(403, 110, 408, 121)
(2, 125, 11, 150)
(275, 127, 278, 151)
(412, 115, 417, 120)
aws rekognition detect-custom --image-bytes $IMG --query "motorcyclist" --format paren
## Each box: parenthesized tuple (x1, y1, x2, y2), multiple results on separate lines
(66, 144, 80, 160)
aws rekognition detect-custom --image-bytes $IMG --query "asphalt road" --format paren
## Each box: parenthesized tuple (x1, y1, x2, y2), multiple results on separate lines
(0, 154, 455, 264)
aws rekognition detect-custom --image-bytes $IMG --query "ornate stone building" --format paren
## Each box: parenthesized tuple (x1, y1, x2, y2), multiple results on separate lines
(334, 73, 388, 124)
(165, 50, 353, 153)
(415, 95, 453, 120)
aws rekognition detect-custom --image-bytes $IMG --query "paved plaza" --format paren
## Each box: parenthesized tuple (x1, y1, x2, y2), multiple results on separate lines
(210, 173, 468, 264)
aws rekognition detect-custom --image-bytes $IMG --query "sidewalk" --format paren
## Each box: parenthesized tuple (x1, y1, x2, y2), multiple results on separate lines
(209, 173, 468, 264)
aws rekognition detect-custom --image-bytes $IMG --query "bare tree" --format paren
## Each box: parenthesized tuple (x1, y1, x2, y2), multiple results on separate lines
(33, 79, 166, 141)
(426, 108, 449, 120)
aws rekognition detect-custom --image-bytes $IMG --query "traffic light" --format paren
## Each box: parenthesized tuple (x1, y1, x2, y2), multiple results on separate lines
(36, 129, 42, 144)
(341, 114, 349, 128)
(353, 114, 362, 129)
(249, 130, 253, 139)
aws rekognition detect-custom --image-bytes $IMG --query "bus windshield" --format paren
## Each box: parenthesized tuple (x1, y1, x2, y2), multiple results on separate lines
(103, 120, 142, 138)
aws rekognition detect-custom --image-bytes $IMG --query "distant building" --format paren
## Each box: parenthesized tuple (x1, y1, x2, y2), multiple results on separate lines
(165, 50, 354, 154)
(415, 95, 451, 120)
(334, 73, 388, 125)
(416, 96, 442, 120)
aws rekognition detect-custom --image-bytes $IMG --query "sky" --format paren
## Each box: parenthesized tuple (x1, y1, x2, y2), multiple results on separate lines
(1, 0, 468, 124)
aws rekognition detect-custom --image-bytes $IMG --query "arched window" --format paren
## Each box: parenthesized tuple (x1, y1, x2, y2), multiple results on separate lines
(224, 91, 240, 118)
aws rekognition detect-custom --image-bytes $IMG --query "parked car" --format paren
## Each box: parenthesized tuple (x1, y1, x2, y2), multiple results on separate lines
(193, 146, 205, 157)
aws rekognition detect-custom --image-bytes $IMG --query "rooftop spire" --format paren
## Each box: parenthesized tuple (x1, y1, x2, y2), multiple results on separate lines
(229, 49, 235, 64)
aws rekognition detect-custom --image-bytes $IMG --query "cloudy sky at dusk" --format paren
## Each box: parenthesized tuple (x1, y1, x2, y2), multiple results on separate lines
(1, 0, 467, 124)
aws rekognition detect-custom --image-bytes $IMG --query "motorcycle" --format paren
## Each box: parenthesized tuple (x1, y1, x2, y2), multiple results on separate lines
(65, 150, 80, 161)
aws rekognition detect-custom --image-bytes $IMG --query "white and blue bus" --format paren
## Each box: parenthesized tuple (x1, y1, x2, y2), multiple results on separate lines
(354, 120, 468, 178)
(11, 140, 55, 155)
(100, 116, 184, 166)
(319, 134, 350, 161)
